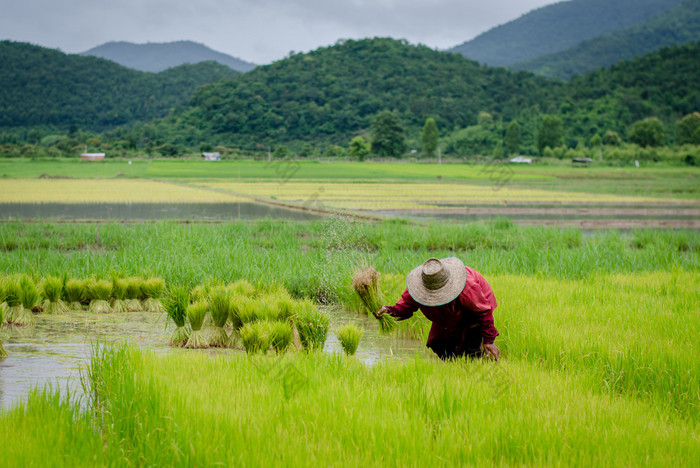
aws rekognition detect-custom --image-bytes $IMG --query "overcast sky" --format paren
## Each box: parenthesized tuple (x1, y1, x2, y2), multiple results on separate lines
(1, 0, 559, 64)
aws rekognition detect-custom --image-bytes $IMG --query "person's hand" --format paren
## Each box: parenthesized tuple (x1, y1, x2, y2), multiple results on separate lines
(374, 306, 390, 319)
(483, 343, 500, 361)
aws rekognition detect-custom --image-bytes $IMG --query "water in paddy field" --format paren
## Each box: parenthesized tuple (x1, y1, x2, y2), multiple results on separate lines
(0, 308, 426, 410)
(0, 202, 322, 221)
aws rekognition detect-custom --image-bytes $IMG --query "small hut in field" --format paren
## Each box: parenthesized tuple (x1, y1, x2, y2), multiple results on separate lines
(80, 152, 105, 161)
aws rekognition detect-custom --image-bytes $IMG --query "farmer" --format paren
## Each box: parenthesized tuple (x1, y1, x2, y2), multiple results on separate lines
(377, 257, 500, 361)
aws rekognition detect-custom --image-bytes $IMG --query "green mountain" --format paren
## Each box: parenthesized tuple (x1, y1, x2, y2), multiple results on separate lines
(82, 40, 256, 73)
(450, 0, 682, 67)
(169, 38, 561, 147)
(157, 38, 700, 153)
(511, 0, 700, 78)
(0, 41, 239, 130)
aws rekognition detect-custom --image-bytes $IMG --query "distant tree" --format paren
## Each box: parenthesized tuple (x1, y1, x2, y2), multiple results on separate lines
(348, 136, 371, 161)
(371, 111, 406, 158)
(477, 111, 494, 129)
(537, 115, 563, 155)
(273, 145, 290, 159)
(589, 134, 602, 148)
(420, 117, 439, 157)
(603, 130, 621, 146)
(628, 117, 664, 147)
(505, 121, 521, 155)
(324, 145, 346, 158)
(298, 143, 314, 158)
(675, 112, 700, 145)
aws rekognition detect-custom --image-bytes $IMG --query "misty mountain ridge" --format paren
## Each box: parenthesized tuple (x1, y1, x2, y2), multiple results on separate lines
(82, 40, 256, 73)
(510, 0, 700, 78)
(450, 0, 684, 67)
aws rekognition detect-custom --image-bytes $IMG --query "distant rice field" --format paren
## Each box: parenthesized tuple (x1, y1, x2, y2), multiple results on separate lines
(0, 179, 245, 203)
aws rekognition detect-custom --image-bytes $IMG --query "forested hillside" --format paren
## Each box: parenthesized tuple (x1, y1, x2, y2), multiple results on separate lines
(450, 0, 681, 66)
(82, 41, 256, 73)
(512, 0, 700, 78)
(0, 41, 239, 130)
(167, 38, 561, 147)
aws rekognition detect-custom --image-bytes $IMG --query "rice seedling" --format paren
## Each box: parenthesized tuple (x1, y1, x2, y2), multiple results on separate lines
(352, 267, 396, 334)
(41, 276, 69, 315)
(0, 279, 8, 325)
(12, 275, 40, 326)
(184, 301, 209, 349)
(111, 278, 129, 313)
(239, 321, 273, 354)
(208, 287, 232, 347)
(64, 279, 86, 311)
(229, 279, 256, 298)
(124, 278, 143, 311)
(163, 286, 190, 347)
(0, 303, 6, 357)
(141, 277, 165, 312)
(87, 279, 113, 313)
(0, 301, 7, 327)
(229, 294, 249, 330)
(269, 321, 293, 354)
(292, 300, 330, 352)
(336, 324, 363, 356)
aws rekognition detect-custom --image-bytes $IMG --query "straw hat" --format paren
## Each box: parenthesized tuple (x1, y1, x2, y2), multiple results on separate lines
(406, 257, 467, 306)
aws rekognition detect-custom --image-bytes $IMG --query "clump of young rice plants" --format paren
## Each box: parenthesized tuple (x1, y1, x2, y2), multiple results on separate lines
(64, 279, 86, 311)
(87, 279, 113, 313)
(111, 278, 129, 313)
(15, 275, 40, 326)
(336, 324, 363, 356)
(184, 301, 209, 349)
(292, 300, 330, 352)
(141, 277, 165, 312)
(0, 303, 6, 357)
(240, 321, 273, 354)
(163, 286, 190, 347)
(0, 279, 9, 325)
(208, 287, 232, 347)
(229, 279, 256, 298)
(125, 278, 143, 311)
(270, 321, 293, 354)
(41, 276, 68, 315)
(352, 267, 396, 334)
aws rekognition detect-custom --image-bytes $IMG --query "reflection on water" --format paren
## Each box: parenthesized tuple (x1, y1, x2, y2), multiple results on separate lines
(0, 202, 322, 221)
(0, 308, 425, 410)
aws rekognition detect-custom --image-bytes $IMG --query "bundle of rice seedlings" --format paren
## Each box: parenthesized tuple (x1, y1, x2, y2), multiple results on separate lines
(270, 321, 293, 354)
(163, 286, 190, 347)
(124, 278, 143, 311)
(64, 279, 86, 311)
(239, 321, 273, 354)
(15, 276, 40, 325)
(292, 300, 330, 352)
(141, 277, 165, 312)
(184, 300, 209, 349)
(0, 303, 6, 357)
(275, 296, 295, 322)
(229, 279, 256, 298)
(352, 267, 396, 334)
(4, 277, 23, 324)
(87, 279, 113, 313)
(231, 296, 258, 328)
(208, 287, 232, 347)
(111, 278, 129, 313)
(42, 276, 69, 315)
(336, 324, 363, 356)
(0, 279, 9, 325)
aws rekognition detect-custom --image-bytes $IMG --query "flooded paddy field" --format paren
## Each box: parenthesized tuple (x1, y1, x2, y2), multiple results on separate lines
(0, 202, 322, 221)
(0, 307, 426, 410)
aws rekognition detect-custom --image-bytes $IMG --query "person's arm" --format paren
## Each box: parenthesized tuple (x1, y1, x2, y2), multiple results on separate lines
(377, 289, 418, 321)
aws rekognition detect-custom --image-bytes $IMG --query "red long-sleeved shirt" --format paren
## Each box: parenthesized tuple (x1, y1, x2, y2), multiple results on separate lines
(385, 266, 499, 346)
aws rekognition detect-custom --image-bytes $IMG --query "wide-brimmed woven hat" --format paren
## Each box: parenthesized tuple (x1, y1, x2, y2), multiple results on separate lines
(406, 257, 467, 306)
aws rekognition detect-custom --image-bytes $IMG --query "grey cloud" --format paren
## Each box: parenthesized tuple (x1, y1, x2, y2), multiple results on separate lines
(0, 0, 556, 63)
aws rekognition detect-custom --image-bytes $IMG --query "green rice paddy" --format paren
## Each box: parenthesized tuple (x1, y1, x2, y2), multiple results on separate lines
(0, 159, 698, 465)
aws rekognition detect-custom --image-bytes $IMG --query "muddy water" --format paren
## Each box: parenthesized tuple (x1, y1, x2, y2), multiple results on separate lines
(0, 202, 322, 221)
(0, 308, 425, 409)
